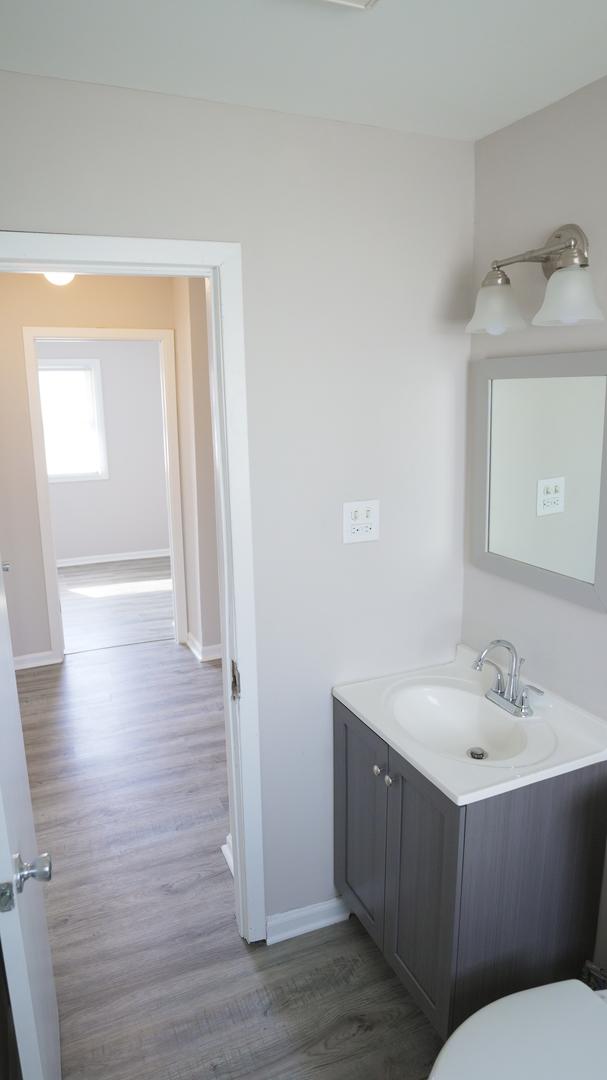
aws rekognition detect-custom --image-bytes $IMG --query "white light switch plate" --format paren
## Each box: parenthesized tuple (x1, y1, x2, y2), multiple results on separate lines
(343, 500, 379, 543)
(537, 476, 565, 516)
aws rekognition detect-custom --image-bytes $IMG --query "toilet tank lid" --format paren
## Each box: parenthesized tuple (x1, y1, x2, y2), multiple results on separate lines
(430, 981, 607, 1080)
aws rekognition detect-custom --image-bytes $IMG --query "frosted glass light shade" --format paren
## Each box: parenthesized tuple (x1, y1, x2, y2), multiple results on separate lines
(532, 265, 604, 326)
(465, 284, 527, 336)
(43, 272, 75, 286)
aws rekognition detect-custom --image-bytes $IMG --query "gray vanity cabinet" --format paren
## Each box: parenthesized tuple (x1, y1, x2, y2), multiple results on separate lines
(333, 700, 388, 948)
(334, 699, 607, 1041)
(383, 745, 464, 1037)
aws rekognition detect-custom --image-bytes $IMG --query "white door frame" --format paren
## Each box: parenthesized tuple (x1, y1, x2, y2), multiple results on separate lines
(0, 232, 267, 943)
(22, 326, 188, 656)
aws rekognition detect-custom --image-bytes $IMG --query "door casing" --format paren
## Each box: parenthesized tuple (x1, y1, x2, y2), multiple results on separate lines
(0, 231, 267, 943)
(22, 326, 188, 659)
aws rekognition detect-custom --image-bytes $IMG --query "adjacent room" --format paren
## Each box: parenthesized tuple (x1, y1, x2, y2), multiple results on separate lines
(37, 335, 174, 654)
(2, 3, 607, 1080)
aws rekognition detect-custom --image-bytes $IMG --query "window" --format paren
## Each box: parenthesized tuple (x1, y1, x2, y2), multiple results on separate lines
(38, 359, 108, 481)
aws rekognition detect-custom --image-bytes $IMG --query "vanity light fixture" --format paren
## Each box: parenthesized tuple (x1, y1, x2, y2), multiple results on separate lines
(466, 224, 604, 335)
(42, 272, 76, 286)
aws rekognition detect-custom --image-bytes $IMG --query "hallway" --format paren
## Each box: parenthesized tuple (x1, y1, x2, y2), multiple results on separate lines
(58, 556, 174, 653)
(17, 641, 440, 1079)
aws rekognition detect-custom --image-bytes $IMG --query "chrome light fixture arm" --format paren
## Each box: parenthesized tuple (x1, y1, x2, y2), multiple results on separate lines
(490, 224, 589, 280)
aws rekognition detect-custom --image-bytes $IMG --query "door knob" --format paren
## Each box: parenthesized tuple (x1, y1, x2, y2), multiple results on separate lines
(384, 774, 394, 787)
(14, 853, 52, 893)
(372, 764, 384, 777)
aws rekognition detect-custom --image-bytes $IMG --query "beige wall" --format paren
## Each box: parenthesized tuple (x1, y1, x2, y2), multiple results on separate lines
(0, 270, 220, 660)
(0, 70, 474, 915)
(172, 278, 221, 652)
(464, 75, 607, 720)
(188, 280, 221, 651)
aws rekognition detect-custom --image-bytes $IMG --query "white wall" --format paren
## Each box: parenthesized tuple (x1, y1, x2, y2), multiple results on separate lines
(38, 338, 169, 562)
(464, 75, 607, 720)
(0, 70, 474, 917)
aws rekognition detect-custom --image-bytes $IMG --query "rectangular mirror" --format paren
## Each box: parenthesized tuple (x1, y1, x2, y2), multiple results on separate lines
(471, 352, 607, 611)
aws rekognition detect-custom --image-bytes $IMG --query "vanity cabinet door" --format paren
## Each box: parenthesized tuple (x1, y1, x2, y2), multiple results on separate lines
(334, 701, 389, 949)
(383, 747, 464, 1040)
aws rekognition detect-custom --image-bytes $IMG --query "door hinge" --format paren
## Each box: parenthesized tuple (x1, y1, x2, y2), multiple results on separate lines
(231, 659, 241, 701)
(0, 881, 14, 913)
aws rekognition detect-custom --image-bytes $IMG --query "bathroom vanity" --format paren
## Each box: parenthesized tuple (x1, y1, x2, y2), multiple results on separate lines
(333, 648, 607, 1039)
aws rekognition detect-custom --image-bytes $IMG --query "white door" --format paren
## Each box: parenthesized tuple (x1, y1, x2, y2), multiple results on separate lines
(0, 561, 61, 1079)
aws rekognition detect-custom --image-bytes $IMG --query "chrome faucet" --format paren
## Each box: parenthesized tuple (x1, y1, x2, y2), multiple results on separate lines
(473, 639, 520, 702)
(472, 639, 544, 717)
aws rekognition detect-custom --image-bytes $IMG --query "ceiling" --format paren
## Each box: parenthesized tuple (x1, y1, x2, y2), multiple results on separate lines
(1, 0, 607, 140)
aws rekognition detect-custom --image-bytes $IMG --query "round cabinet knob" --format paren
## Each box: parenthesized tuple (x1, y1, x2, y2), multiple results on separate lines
(372, 764, 382, 777)
(384, 774, 393, 787)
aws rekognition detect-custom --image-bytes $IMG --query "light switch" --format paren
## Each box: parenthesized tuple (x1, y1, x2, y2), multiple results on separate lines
(343, 500, 379, 543)
(537, 477, 565, 516)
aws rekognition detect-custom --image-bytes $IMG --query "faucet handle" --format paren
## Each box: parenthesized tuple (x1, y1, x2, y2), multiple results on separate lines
(519, 684, 544, 717)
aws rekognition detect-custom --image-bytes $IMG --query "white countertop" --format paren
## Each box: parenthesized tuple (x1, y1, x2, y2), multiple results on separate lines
(333, 645, 607, 805)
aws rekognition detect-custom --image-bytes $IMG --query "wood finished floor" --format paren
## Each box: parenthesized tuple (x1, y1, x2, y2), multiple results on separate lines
(58, 557, 174, 653)
(17, 641, 441, 1079)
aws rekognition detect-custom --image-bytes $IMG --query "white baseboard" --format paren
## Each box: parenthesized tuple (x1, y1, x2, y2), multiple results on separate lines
(266, 897, 350, 946)
(14, 650, 64, 671)
(186, 633, 203, 661)
(187, 634, 222, 663)
(56, 548, 170, 567)
(221, 833, 234, 876)
(202, 644, 222, 662)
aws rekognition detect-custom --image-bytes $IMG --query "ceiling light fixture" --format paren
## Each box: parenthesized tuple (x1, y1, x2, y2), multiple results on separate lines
(42, 272, 76, 286)
(466, 224, 604, 335)
(321, 0, 379, 9)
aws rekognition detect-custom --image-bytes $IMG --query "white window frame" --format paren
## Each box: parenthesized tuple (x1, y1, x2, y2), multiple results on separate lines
(38, 357, 109, 483)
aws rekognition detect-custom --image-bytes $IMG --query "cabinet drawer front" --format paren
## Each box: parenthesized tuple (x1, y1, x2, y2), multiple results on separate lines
(384, 749, 463, 1040)
(334, 701, 389, 948)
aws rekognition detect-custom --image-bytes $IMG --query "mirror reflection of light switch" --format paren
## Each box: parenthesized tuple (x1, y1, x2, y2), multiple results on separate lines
(537, 477, 565, 516)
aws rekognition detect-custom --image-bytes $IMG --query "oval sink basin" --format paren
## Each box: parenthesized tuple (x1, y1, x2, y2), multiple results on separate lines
(387, 678, 557, 767)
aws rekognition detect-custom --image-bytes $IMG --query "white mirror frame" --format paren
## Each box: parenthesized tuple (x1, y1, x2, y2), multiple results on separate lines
(471, 350, 607, 612)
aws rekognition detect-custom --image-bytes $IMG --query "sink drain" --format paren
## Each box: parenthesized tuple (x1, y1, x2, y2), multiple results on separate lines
(467, 746, 489, 761)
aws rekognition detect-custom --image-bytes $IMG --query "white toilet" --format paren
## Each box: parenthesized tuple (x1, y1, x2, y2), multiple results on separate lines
(429, 980, 607, 1079)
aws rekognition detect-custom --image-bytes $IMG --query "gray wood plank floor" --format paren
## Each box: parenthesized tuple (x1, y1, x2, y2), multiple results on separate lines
(58, 557, 174, 653)
(17, 641, 441, 1079)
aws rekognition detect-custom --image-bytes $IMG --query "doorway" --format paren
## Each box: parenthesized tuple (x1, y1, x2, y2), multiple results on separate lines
(0, 233, 266, 1080)
(23, 327, 188, 660)
(0, 239, 270, 941)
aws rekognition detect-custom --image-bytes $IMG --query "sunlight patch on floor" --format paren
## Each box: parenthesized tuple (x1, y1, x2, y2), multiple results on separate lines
(70, 578, 172, 599)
